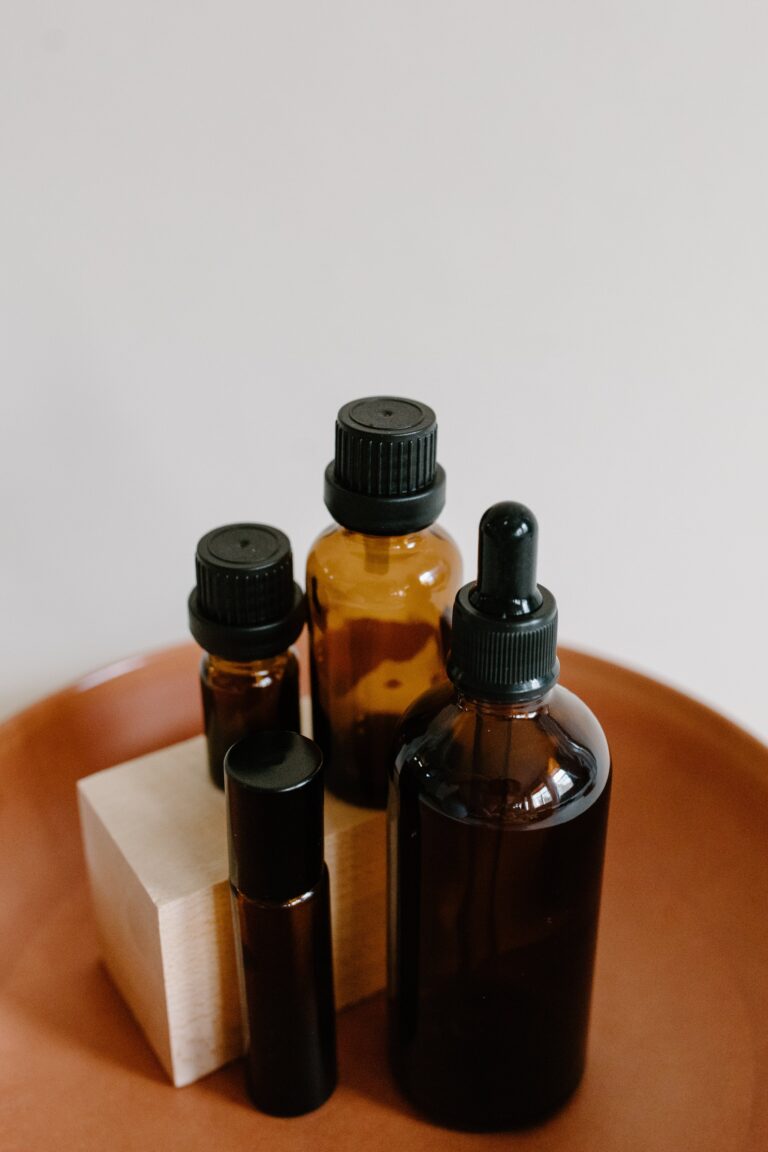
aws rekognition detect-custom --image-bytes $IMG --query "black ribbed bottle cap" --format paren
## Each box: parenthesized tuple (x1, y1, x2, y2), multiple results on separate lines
(225, 732, 324, 902)
(448, 502, 559, 702)
(188, 524, 305, 660)
(323, 396, 446, 534)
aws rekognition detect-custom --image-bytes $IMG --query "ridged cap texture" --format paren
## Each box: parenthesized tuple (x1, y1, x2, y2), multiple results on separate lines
(188, 524, 305, 660)
(195, 524, 294, 627)
(324, 397, 446, 534)
(334, 397, 437, 496)
(448, 586, 559, 700)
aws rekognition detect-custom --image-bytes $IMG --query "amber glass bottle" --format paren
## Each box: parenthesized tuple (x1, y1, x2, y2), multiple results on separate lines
(189, 524, 305, 789)
(388, 503, 612, 1129)
(306, 397, 462, 809)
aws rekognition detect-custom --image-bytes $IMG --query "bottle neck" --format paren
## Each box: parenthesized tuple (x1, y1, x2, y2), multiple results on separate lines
(204, 650, 292, 676)
(455, 684, 557, 718)
(336, 525, 431, 547)
(333, 524, 433, 575)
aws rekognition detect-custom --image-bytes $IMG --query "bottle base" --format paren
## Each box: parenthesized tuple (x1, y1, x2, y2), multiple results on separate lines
(393, 1064, 584, 1132)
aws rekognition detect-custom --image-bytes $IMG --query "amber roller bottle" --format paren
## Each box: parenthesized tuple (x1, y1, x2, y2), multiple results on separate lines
(306, 397, 462, 809)
(225, 731, 337, 1116)
(388, 502, 612, 1129)
(188, 524, 305, 789)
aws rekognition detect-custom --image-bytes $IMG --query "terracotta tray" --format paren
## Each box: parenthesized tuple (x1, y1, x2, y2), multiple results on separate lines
(1, 644, 766, 1151)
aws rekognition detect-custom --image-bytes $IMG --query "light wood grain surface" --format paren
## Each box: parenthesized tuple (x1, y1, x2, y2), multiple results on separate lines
(78, 736, 385, 1086)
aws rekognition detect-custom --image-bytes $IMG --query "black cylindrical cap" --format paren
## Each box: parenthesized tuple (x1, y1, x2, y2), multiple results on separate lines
(225, 732, 324, 902)
(323, 396, 446, 534)
(448, 502, 559, 701)
(188, 523, 305, 660)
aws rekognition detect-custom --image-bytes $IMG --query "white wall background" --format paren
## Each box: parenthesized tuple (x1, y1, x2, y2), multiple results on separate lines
(1, 2, 766, 742)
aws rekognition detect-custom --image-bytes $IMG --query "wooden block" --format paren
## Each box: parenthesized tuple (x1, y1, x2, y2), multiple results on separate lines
(77, 735, 386, 1087)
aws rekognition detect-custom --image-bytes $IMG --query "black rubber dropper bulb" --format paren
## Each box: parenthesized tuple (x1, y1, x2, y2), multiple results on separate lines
(448, 501, 559, 701)
(471, 502, 544, 618)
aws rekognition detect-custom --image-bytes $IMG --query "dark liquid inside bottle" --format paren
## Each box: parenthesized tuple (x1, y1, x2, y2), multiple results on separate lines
(310, 615, 452, 809)
(388, 686, 611, 1130)
(201, 653, 300, 789)
(306, 525, 461, 810)
(310, 700, 401, 809)
(234, 866, 337, 1117)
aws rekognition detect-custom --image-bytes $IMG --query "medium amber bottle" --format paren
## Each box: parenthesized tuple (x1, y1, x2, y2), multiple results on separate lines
(306, 397, 462, 809)
(188, 524, 305, 789)
(388, 502, 612, 1129)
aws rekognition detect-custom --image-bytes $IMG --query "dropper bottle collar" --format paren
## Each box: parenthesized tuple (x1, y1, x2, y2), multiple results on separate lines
(447, 502, 559, 702)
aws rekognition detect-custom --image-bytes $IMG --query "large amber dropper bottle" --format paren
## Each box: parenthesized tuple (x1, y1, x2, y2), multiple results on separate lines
(388, 502, 612, 1129)
(306, 397, 462, 809)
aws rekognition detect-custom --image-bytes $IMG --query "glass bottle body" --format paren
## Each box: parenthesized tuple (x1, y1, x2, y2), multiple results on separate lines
(232, 865, 337, 1116)
(306, 524, 462, 809)
(200, 650, 300, 789)
(388, 682, 611, 1129)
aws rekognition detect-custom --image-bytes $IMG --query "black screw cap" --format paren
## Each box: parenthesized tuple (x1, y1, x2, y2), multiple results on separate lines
(225, 731, 324, 902)
(448, 502, 559, 701)
(323, 396, 446, 534)
(188, 524, 305, 661)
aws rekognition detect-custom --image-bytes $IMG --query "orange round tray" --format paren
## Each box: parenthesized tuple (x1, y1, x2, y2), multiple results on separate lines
(1, 644, 767, 1150)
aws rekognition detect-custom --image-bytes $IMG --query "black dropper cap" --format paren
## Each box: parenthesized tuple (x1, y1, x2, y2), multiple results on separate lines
(448, 502, 559, 701)
(323, 396, 446, 534)
(188, 524, 305, 661)
(225, 731, 324, 901)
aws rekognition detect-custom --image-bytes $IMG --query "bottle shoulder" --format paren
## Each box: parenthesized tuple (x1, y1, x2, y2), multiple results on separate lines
(306, 523, 462, 602)
(393, 683, 610, 827)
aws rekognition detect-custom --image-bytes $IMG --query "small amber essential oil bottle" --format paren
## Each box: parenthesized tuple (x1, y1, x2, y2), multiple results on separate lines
(188, 524, 305, 790)
(225, 731, 337, 1117)
(388, 502, 612, 1130)
(306, 396, 462, 809)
